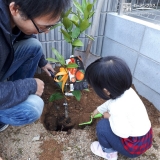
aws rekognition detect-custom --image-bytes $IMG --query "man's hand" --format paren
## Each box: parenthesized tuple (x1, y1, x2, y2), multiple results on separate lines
(41, 63, 55, 76)
(91, 109, 99, 118)
(103, 112, 110, 119)
(34, 78, 44, 96)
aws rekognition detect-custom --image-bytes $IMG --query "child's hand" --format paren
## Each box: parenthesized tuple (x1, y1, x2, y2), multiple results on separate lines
(103, 112, 110, 119)
(91, 109, 99, 118)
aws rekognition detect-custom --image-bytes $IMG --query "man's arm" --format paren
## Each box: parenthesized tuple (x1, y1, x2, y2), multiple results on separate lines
(0, 78, 37, 110)
(16, 32, 55, 76)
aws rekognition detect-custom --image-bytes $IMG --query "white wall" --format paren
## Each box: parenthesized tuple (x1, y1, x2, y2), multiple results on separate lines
(102, 13, 160, 111)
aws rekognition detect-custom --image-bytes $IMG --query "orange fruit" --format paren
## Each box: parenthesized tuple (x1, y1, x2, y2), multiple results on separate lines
(75, 70, 84, 81)
(71, 68, 77, 75)
(68, 68, 77, 75)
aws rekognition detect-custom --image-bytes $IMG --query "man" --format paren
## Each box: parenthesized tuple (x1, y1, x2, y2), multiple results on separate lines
(0, 0, 70, 131)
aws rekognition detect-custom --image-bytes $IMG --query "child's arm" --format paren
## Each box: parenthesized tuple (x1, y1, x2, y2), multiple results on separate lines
(103, 112, 110, 119)
(92, 101, 110, 118)
(91, 109, 100, 118)
(97, 100, 110, 114)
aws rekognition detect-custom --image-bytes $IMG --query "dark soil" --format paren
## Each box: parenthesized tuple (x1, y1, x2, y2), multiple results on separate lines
(35, 72, 160, 132)
(34, 72, 160, 160)
(35, 72, 105, 132)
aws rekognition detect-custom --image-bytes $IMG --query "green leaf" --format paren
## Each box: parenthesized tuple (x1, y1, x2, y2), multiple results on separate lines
(71, 15, 79, 25)
(61, 29, 72, 43)
(68, 23, 73, 31)
(64, 7, 72, 17)
(82, 0, 87, 11)
(85, 34, 94, 41)
(52, 48, 65, 65)
(89, 11, 95, 18)
(87, 4, 93, 12)
(72, 39, 83, 47)
(71, 21, 79, 27)
(62, 34, 71, 43)
(72, 90, 81, 101)
(77, 11, 82, 23)
(63, 17, 72, 30)
(49, 92, 64, 102)
(58, 82, 62, 88)
(72, 27, 80, 39)
(73, 0, 83, 14)
(67, 63, 78, 68)
(84, 8, 89, 19)
(46, 58, 59, 63)
(68, 31, 72, 36)
(50, 23, 63, 30)
(93, 0, 97, 5)
(79, 20, 90, 32)
(57, 76, 62, 88)
(84, 89, 90, 91)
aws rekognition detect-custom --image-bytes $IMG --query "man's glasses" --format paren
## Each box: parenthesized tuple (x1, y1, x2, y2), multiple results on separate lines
(30, 18, 58, 33)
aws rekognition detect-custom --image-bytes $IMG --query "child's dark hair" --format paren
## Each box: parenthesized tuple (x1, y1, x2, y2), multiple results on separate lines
(85, 56, 132, 100)
(5, 0, 70, 19)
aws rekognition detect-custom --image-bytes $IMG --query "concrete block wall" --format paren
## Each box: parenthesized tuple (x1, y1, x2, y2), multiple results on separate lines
(102, 13, 160, 111)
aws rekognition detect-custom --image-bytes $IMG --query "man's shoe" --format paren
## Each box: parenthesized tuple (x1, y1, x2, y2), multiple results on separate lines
(0, 123, 9, 132)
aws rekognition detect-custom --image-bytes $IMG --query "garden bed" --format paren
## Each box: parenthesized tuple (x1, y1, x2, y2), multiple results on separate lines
(0, 72, 159, 160)
(35, 72, 160, 160)
(36, 72, 160, 132)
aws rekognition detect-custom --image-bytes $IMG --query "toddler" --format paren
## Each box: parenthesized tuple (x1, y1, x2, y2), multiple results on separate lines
(85, 56, 152, 160)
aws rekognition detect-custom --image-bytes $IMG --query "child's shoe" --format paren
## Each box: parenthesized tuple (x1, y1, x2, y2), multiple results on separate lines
(90, 141, 118, 160)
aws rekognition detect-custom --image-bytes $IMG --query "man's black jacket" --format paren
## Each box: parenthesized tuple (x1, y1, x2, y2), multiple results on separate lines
(0, 0, 47, 110)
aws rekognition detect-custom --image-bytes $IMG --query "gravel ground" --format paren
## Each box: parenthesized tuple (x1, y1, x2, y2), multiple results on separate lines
(0, 120, 160, 160)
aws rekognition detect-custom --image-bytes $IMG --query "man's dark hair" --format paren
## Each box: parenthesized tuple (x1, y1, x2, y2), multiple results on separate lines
(85, 56, 132, 100)
(6, 0, 70, 19)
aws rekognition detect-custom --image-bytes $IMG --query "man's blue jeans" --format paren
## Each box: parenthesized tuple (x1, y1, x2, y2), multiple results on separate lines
(0, 38, 44, 126)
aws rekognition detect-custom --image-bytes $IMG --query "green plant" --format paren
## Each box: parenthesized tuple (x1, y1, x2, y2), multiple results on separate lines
(49, 92, 64, 102)
(47, 48, 83, 101)
(61, 0, 96, 54)
(47, 48, 78, 93)
(47, 0, 96, 102)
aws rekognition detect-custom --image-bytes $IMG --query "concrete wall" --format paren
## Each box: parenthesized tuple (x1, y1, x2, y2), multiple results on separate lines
(102, 13, 160, 111)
